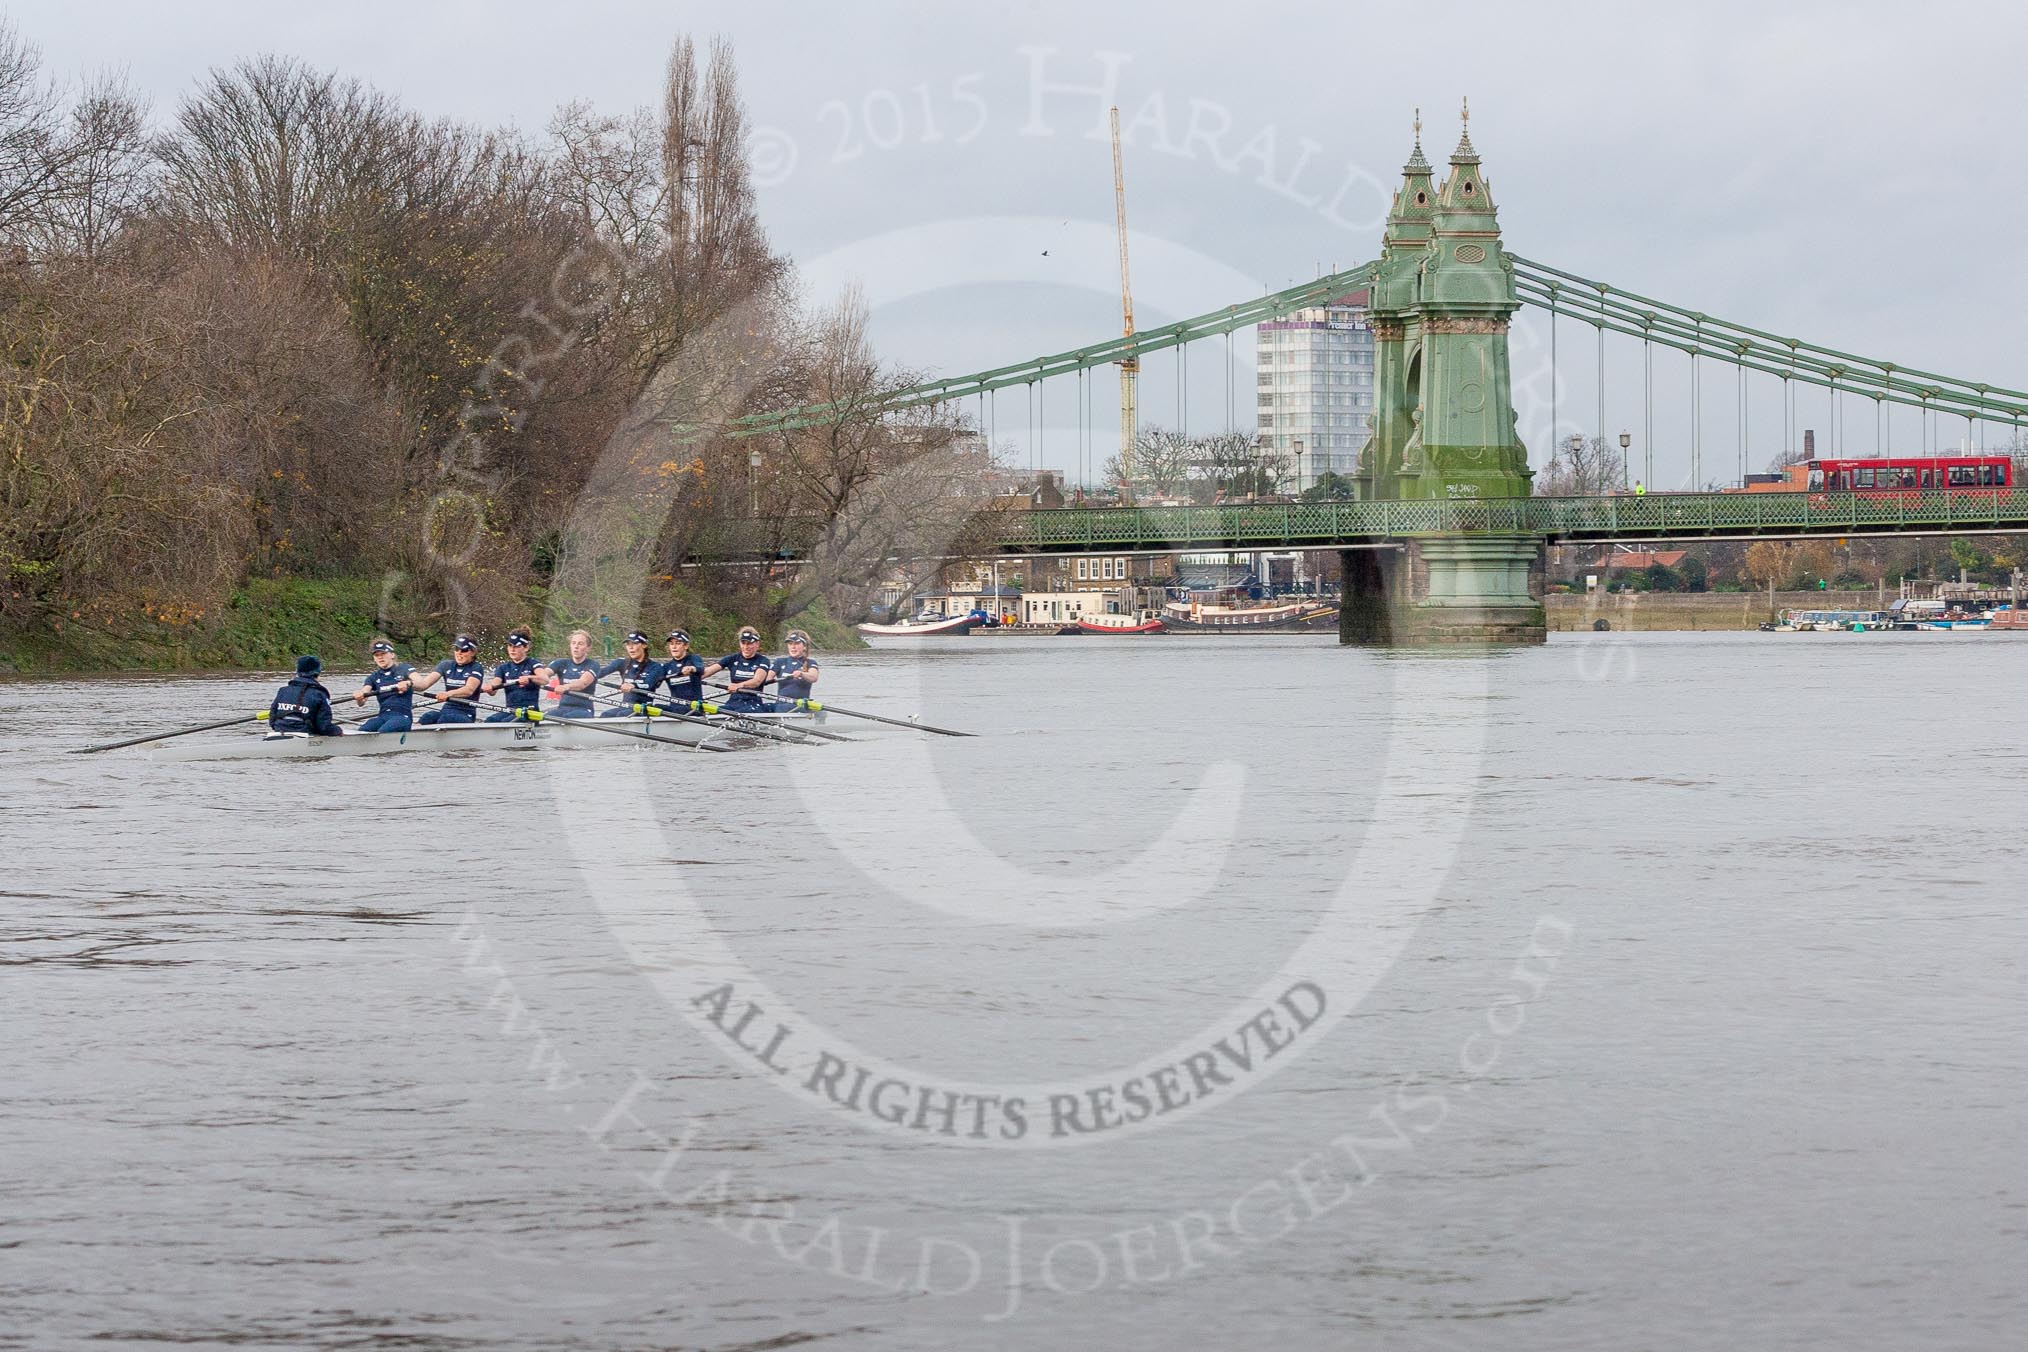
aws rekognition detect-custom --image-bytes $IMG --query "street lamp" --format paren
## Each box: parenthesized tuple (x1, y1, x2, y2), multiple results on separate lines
(748, 447, 762, 516)
(1619, 429, 1632, 489)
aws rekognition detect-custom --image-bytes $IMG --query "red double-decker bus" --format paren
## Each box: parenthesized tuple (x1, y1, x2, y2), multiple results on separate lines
(1748, 455, 2014, 493)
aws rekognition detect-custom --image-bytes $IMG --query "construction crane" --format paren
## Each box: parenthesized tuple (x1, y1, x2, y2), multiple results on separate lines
(1110, 106, 1137, 500)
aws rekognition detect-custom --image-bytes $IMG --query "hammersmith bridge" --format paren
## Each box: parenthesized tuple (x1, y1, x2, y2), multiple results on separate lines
(706, 109, 2028, 645)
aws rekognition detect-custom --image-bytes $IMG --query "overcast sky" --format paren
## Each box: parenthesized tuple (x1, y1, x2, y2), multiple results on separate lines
(11, 0, 2028, 485)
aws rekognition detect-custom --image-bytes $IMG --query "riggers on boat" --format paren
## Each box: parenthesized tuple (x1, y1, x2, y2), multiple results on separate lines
(148, 708, 829, 761)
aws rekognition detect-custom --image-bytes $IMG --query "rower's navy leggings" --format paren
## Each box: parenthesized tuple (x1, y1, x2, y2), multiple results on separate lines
(418, 706, 475, 725)
(359, 712, 411, 733)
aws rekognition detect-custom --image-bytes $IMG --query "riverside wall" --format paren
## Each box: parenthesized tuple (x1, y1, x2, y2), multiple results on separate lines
(1548, 589, 1889, 633)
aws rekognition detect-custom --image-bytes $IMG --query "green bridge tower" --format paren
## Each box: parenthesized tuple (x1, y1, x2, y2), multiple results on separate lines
(1345, 105, 1546, 645)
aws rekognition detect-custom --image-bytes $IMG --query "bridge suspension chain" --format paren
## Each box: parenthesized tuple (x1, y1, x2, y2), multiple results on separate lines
(728, 261, 1380, 437)
(1509, 255, 2028, 428)
(723, 252, 2028, 463)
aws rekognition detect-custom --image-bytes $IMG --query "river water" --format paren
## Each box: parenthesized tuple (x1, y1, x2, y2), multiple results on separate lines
(5, 630, 2026, 1350)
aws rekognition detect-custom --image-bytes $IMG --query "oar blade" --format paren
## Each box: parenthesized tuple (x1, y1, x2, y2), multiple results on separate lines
(804, 701, 974, 738)
(72, 713, 261, 755)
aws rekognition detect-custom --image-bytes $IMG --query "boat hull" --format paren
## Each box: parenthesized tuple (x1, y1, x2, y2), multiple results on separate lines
(1075, 617, 1165, 634)
(149, 710, 824, 761)
(857, 615, 981, 637)
(1158, 602, 1337, 632)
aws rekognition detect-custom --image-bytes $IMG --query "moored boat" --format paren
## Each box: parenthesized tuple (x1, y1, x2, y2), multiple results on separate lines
(1886, 598, 1997, 630)
(1159, 598, 1337, 632)
(857, 613, 981, 638)
(1766, 608, 1892, 632)
(1765, 602, 2010, 633)
(1988, 607, 2028, 631)
(1076, 609, 1165, 634)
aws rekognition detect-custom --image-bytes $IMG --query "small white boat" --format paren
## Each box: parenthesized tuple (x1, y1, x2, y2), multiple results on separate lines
(857, 613, 981, 638)
(149, 710, 826, 761)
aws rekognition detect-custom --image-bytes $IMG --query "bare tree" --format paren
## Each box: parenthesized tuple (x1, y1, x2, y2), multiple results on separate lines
(1193, 430, 1287, 499)
(1105, 426, 1195, 498)
(549, 100, 665, 257)
(0, 26, 151, 260)
(28, 77, 151, 262)
(1104, 426, 1286, 501)
(626, 36, 785, 395)
(0, 21, 66, 237)
(1, 26, 967, 658)
(1537, 435, 1623, 495)
(751, 286, 995, 629)
(155, 56, 400, 257)
(1, 245, 403, 631)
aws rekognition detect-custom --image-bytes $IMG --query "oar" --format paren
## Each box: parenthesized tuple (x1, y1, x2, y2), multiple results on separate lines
(692, 682, 860, 743)
(74, 713, 265, 755)
(578, 687, 823, 747)
(418, 687, 486, 714)
(73, 701, 382, 754)
(728, 688, 973, 738)
(706, 702, 853, 744)
(629, 688, 851, 744)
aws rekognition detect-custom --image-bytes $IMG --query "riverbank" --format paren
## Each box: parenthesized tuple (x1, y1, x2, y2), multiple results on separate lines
(0, 579, 387, 675)
(0, 578, 861, 675)
(4, 580, 1884, 668)
(1548, 589, 1888, 632)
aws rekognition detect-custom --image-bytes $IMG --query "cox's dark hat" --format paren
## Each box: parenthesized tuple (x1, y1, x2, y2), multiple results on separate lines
(506, 630, 532, 645)
(452, 633, 477, 651)
(295, 655, 322, 676)
(370, 641, 395, 655)
(625, 631, 649, 645)
(665, 629, 691, 643)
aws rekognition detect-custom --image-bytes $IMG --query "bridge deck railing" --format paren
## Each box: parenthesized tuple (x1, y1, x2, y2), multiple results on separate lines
(688, 490, 2028, 561)
(994, 489, 2028, 550)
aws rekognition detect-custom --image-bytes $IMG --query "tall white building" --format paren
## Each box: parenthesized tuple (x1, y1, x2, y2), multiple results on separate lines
(1256, 290, 1375, 494)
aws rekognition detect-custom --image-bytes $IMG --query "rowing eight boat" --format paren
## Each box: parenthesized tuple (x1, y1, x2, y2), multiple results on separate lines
(147, 709, 829, 761)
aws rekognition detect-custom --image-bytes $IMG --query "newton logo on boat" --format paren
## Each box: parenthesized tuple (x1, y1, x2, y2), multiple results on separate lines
(536, 216, 1494, 1148)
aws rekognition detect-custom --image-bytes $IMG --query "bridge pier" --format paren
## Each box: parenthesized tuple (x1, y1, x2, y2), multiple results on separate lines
(1338, 547, 1397, 645)
(1339, 536, 1546, 646)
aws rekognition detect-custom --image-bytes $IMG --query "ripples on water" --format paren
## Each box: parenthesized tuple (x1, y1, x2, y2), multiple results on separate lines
(4, 633, 2027, 1350)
